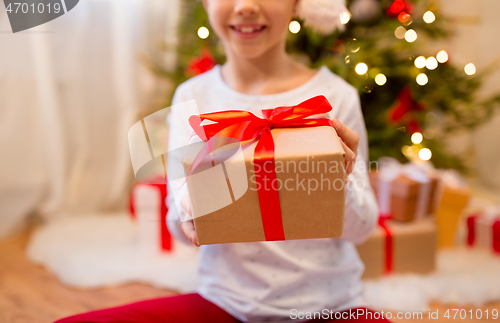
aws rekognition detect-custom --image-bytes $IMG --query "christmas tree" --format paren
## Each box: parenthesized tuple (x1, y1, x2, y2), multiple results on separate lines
(145, 0, 500, 171)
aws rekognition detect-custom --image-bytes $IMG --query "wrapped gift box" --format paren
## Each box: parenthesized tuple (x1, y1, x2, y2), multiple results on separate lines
(435, 186, 470, 248)
(182, 126, 346, 245)
(356, 218, 437, 279)
(129, 182, 173, 253)
(466, 211, 500, 254)
(369, 167, 439, 222)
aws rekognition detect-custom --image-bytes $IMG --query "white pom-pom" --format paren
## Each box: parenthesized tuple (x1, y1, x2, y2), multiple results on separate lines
(297, 0, 350, 34)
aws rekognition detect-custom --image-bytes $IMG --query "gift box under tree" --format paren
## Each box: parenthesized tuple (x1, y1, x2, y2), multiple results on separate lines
(434, 170, 471, 248)
(466, 208, 500, 255)
(356, 217, 437, 279)
(129, 181, 173, 253)
(369, 157, 439, 222)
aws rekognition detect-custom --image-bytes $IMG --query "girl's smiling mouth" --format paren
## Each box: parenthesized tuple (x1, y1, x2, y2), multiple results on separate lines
(229, 24, 266, 39)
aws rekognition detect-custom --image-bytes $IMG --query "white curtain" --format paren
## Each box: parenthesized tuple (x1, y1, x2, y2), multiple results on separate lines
(437, 0, 500, 193)
(0, 0, 180, 237)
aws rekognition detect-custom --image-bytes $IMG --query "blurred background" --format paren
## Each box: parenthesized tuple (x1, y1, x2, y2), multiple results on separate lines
(1, 0, 500, 321)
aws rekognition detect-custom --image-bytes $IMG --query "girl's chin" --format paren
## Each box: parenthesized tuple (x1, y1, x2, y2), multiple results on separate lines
(233, 50, 268, 60)
(228, 45, 272, 59)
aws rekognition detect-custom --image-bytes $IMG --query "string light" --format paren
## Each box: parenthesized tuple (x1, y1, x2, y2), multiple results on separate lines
(414, 56, 426, 68)
(197, 26, 209, 39)
(375, 74, 387, 86)
(426, 57, 438, 70)
(423, 11, 435, 24)
(419, 148, 432, 160)
(395, 26, 406, 39)
(402, 145, 419, 158)
(411, 132, 423, 144)
(465, 63, 476, 75)
(436, 50, 448, 63)
(405, 29, 417, 42)
(416, 73, 428, 85)
(289, 21, 301, 33)
(340, 12, 351, 25)
(355, 63, 368, 75)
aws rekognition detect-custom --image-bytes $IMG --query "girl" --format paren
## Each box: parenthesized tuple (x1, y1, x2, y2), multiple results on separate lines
(56, 0, 388, 322)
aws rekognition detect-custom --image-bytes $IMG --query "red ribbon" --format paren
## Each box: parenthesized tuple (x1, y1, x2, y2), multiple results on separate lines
(187, 95, 335, 241)
(378, 213, 393, 274)
(492, 220, 500, 253)
(129, 181, 173, 252)
(493, 220, 500, 254)
(466, 214, 478, 247)
(467, 213, 500, 254)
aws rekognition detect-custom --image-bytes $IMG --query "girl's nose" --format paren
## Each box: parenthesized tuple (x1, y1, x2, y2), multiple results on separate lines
(234, 0, 260, 16)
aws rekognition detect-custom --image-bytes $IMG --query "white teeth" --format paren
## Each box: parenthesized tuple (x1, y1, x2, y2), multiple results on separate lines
(241, 27, 254, 33)
(234, 26, 263, 33)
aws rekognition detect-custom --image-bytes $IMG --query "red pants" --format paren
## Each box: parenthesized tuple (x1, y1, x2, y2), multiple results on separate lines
(54, 293, 391, 323)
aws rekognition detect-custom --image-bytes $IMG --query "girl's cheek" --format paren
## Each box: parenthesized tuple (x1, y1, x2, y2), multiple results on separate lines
(211, 7, 231, 39)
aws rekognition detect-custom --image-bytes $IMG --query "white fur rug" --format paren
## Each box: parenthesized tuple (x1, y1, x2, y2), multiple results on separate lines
(27, 214, 500, 311)
(364, 248, 500, 311)
(27, 213, 200, 292)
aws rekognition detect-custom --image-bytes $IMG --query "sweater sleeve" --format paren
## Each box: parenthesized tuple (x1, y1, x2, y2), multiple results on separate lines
(166, 84, 196, 246)
(332, 87, 379, 245)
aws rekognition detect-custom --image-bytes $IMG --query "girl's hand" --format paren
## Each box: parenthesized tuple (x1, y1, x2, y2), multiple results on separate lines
(332, 119, 359, 179)
(181, 192, 199, 247)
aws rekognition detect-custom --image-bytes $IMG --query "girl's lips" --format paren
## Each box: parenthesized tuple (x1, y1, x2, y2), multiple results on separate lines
(230, 25, 266, 40)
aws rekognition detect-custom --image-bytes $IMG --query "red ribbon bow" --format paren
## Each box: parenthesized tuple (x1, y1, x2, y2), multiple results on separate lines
(187, 95, 335, 241)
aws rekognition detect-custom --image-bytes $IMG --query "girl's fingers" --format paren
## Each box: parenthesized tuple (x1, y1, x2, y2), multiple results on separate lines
(340, 140, 356, 176)
(332, 119, 359, 155)
(182, 220, 199, 247)
(181, 192, 192, 217)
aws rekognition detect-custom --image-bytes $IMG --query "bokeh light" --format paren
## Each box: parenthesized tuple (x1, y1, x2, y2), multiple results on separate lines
(419, 148, 432, 160)
(340, 12, 351, 25)
(426, 57, 438, 70)
(197, 26, 209, 39)
(405, 29, 417, 42)
(411, 132, 423, 144)
(436, 50, 448, 63)
(414, 56, 426, 68)
(423, 11, 435, 23)
(355, 63, 368, 75)
(395, 26, 406, 39)
(465, 63, 476, 75)
(289, 21, 301, 34)
(375, 74, 387, 86)
(416, 73, 428, 85)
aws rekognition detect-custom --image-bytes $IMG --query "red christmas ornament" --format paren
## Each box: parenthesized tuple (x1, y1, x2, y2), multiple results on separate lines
(186, 48, 216, 76)
(388, 86, 425, 133)
(386, 0, 414, 18)
(406, 117, 422, 134)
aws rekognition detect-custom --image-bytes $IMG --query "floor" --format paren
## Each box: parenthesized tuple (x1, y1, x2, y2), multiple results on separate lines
(1, 230, 498, 323)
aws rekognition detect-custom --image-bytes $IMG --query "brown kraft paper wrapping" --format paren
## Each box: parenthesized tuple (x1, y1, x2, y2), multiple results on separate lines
(182, 126, 346, 245)
(356, 219, 437, 279)
(369, 171, 439, 222)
